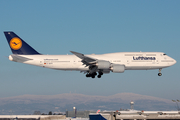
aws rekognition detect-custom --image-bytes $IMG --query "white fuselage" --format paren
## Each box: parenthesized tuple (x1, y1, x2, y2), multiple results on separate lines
(9, 52, 176, 73)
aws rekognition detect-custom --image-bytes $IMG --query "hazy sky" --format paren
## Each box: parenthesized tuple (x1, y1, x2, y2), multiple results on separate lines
(0, 1, 179, 100)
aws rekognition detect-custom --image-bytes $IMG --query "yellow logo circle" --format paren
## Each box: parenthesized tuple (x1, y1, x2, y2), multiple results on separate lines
(10, 37, 22, 50)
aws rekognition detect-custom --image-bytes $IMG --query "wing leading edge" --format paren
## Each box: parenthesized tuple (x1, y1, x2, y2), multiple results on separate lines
(70, 51, 97, 66)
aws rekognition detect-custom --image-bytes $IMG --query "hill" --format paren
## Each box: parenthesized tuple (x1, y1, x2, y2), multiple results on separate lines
(0, 93, 175, 115)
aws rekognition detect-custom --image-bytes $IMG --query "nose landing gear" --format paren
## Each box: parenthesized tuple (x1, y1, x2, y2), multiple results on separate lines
(158, 68, 162, 76)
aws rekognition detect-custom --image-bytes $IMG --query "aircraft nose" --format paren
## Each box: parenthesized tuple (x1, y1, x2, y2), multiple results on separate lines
(171, 58, 177, 65)
(173, 59, 177, 64)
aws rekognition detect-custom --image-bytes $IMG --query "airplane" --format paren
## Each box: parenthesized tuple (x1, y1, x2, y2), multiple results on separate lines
(4, 31, 176, 78)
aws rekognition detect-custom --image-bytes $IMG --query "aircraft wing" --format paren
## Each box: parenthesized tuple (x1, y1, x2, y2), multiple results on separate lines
(70, 51, 97, 66)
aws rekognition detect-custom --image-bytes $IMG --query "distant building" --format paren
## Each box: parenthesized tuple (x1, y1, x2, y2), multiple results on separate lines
(66, 111, 95, 118)
(0, 115, 66, 120)
(89, 110, 180, 120)
(33, 111, 41, 115)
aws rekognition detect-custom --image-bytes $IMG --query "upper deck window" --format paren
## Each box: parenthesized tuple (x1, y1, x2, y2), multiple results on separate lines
(163, 53, 167, 55)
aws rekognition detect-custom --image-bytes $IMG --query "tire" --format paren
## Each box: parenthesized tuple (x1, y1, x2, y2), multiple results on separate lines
(158, 73, 162, 76)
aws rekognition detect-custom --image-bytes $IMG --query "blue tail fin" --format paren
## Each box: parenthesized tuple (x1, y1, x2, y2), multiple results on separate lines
(4, 32, 40, 55)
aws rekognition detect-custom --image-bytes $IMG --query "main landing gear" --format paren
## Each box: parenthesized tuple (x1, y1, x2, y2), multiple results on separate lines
(97, 72, 103, 78)
(86, 72, 103, 78)
(158, 68, 162, 76)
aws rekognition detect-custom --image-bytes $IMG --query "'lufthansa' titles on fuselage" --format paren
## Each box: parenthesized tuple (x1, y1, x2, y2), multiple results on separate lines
(133, 56, 156, 60)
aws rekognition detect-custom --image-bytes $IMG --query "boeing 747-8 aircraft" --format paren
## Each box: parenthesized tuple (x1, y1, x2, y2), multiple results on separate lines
(4, 32, 176, 78)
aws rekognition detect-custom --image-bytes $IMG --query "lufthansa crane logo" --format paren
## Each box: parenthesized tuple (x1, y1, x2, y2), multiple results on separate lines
(10, 37, 22, 50)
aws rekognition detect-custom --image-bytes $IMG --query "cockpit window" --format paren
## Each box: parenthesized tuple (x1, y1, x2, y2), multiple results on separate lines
(163, 53, 167, 55)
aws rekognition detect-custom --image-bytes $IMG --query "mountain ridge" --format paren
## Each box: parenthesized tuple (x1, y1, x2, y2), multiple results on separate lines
(0, 93, 172, 103)
(0, 93, 175, 114)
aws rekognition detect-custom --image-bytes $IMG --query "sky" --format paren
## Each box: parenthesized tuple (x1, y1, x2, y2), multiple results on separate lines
(0, 1, 180, 100)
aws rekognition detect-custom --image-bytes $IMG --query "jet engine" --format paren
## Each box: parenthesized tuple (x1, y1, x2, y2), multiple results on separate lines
(96, 60, 111, 69)
(111, 64, 125, 73)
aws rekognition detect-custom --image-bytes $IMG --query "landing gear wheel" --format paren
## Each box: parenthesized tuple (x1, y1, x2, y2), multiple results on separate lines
(86, 74, 89, 77)
(86, 74, 91, 77)
(99, 72, 103, 76)
(97, 75, 101, 78)
(158, 73, 162, 76)
(92, 75, 95, 78)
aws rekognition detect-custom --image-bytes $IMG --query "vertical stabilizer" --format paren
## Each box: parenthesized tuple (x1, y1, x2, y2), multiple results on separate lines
(4, 32, 40, 55)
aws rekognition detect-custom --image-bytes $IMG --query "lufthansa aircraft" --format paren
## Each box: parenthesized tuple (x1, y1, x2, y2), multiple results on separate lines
(4, 32, 176, 78)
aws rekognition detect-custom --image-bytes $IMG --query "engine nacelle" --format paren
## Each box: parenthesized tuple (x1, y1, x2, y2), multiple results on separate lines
(111, 64, 125, 73)
(96, 60, 111, 69)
